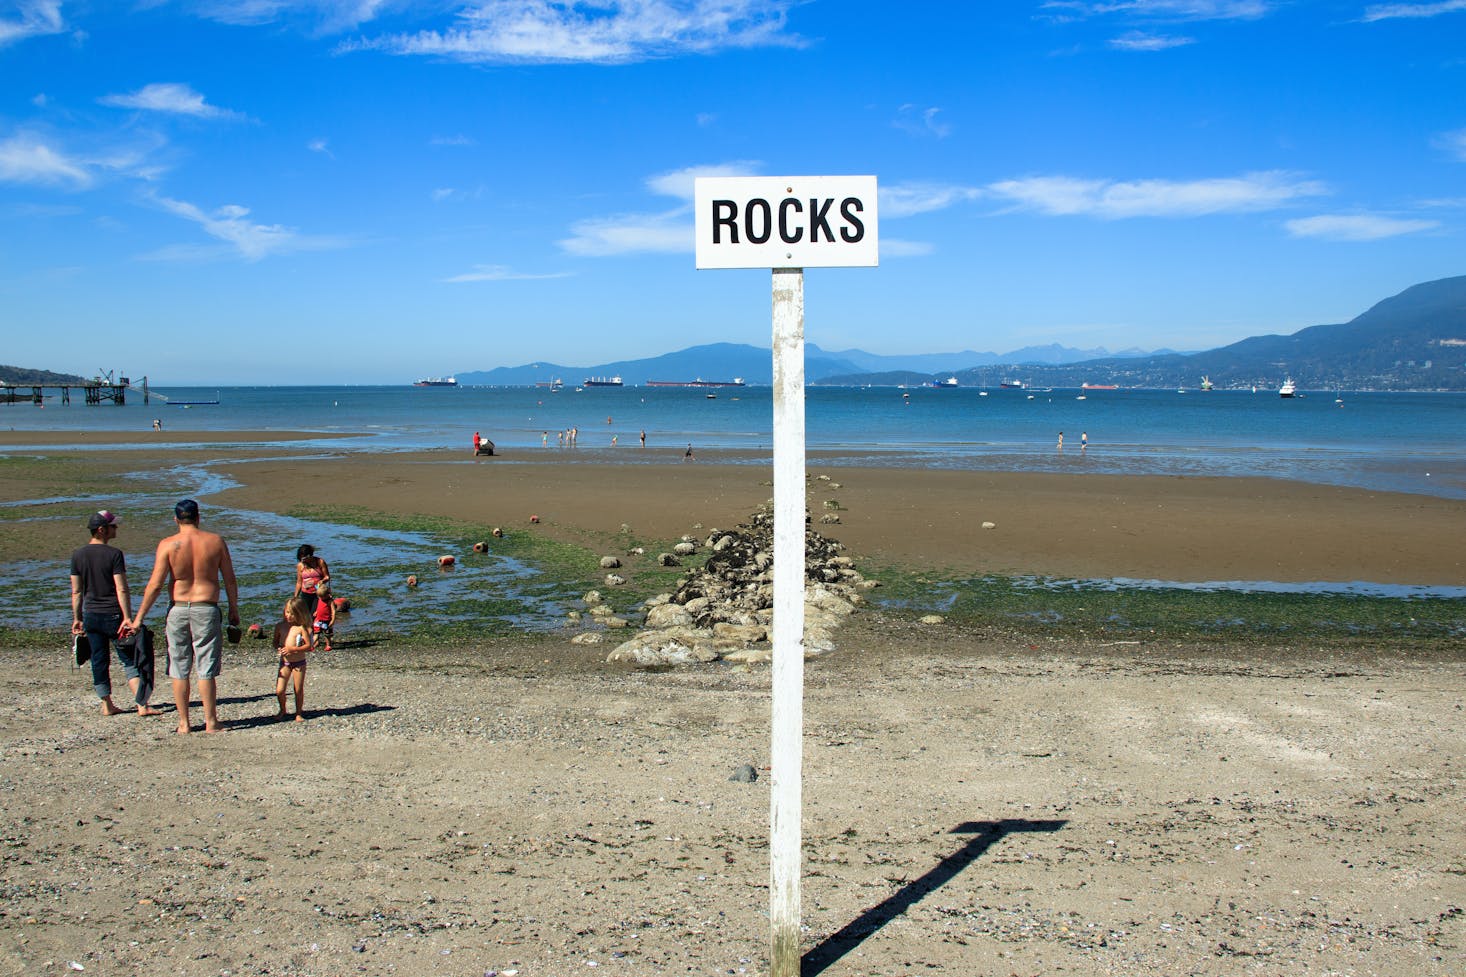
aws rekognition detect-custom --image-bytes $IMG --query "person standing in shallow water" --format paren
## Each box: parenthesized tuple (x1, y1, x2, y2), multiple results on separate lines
(134, 500, 240, 735)
(69, 510, 160, 718)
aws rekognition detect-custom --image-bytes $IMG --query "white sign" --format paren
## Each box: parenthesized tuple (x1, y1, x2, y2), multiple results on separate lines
(695, 175, 878, 269)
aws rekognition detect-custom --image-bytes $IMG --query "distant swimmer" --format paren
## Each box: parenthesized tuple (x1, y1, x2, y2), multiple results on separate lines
(1081, 431, 1088, 450)
(1057, 431, 1064, 451)
(639, 429, 646, 448)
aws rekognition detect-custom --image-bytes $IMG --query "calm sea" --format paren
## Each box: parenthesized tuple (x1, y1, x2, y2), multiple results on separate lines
(5, 383, 1463, 630)
(5, 383, 1464, 499)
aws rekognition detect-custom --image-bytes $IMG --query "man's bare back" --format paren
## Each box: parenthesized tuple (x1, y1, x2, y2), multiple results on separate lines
(158, 525, 231, 602)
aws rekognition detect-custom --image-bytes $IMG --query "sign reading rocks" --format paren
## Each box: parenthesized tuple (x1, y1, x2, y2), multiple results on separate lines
(605, 506, 875, 666)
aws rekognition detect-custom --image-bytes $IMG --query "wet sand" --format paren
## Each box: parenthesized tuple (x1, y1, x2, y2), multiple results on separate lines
(2, 434, 1463, 975)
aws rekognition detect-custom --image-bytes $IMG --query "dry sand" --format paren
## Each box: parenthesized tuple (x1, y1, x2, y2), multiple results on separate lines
(2, 437, 1463, 976)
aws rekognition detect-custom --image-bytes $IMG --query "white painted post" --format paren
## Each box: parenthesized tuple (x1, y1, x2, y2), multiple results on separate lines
(769, 266, 806, 977)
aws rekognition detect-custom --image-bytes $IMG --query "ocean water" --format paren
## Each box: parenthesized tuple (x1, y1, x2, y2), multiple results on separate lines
(5, 383, 1464, 499)
(4, 383, 1464, 629)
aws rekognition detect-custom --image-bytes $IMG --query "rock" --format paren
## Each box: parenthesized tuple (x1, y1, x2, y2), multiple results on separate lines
(599, 555, 622, 569)
(920, 614, 945, 625)
(627, 546, 645, 555)
(729, 764, 759, 783)
(723, 647, 773, 664)
(819, 514, 841, 524)
(673, 541, 697, 556)
(605, 573, 627, 586)
(582, 590, 605, 606)
(644, 603, 694, 629)
(570, 632, 603, 645)
(657, 553, 681, 567)
(982, 520, 996, 530)
(603, 616, 631, 629)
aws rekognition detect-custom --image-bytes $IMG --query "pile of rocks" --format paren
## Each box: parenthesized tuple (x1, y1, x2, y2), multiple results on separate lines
(603, 506, 878, 666)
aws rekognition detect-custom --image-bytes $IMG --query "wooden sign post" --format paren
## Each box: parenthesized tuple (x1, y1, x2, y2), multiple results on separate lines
(695, 175, 878, 977)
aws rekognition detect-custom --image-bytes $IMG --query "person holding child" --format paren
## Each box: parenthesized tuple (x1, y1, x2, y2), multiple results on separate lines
(274, 596, 312, 722)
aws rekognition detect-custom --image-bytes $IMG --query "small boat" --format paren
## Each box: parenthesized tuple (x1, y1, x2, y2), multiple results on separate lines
(1279, 378, 1297, 398)
(414, 376, 457, 387)
(1200, 376, 1214, 391)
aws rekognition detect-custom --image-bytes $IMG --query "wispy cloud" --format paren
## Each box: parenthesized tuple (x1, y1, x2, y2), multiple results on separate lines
(148, 193, 348, 261)
(880, 182, 982, 218)
(307, 137, 334, 158)
(99, 83, 242, 120)
(443, 263, 573, 282)
(345, 0, 804, 65)
(1434, 127, 1466, 161)
(431, 133, 477, 146)
(893, 105, 952, 138)
(560, 208, 691, 256)
(1284, 214, 1440, 241)
(0, 0, 64, 47)
(0, 132, 93, 188)
(1360, 0, 1466, 22)
(1109, 30, 1195, 49)
(986, 171, 1327, 218)
(879, 238, 936, 257)
(645, 161, 762, 200)
(1042, 1, 1270, 21)
(190, 0, 393, 32)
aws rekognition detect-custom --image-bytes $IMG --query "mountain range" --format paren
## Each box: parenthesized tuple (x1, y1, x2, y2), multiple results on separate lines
(455, 275, 1466, 391)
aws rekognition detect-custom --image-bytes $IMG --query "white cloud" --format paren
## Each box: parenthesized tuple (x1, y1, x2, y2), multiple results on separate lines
(560, 208, 691, 256)
(879, 182, 982, 218)
(0, 0, 63, 47)
(346, 0, 803, 65)
(879, 238, 936, 257)
(99, 83, 242, 119)
(1284, 214, 1440, 241)
(645, 161, 762, 201)
(307, 137, 334, 157)
(1042, 1, 1270, 20)
(1434, 128, 1466, 161)
(443, 264, 573, 282)
(149, 193, 347, 261)
(190, 0, 392, 31)
(1109, 30, 1195, 49)
(0, 133, 92, 188)
(1361, 0, 1466, 21)
(893, 105, 952, 138)
(431, 134, 477, 146)
(986, 171, 1326, 218)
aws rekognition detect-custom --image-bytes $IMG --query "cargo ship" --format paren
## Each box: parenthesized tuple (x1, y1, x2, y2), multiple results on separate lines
(1080, 382, 1118, 390)
(645, 377, 746, 388)
(582, 375, 624, 387)
(414, 376, 457, 387)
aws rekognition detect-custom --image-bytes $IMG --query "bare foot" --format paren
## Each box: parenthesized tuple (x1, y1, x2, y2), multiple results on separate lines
(102, 700, 126, 716)
(204, 723, 225, 734)
(294, 714, 305, 723)
(137, 706, 163, 717)
(176, 724, 191, 735)
(276, 709, 289, 718)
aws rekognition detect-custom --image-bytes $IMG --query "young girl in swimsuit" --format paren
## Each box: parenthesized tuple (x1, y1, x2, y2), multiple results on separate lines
(274, 597, 312, 722)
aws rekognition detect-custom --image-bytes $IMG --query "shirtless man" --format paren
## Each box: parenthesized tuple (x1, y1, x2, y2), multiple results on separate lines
(134, 499, 240, 734)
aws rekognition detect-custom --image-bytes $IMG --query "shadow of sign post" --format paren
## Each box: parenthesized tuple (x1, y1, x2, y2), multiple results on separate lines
(803, 818, 1068, 976)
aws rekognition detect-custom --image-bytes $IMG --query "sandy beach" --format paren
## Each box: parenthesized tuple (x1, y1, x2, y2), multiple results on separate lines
(1, 435, 1463, 975)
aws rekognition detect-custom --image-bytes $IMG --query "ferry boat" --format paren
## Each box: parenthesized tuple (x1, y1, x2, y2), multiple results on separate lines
(1080, 382, 1118, 390)
(645, 378, 746, 388)
(928, 376, 959, 388)
(582, 375, 624, 387)
(414, 376, 457, 387)
(1279, 378, 1297, 398)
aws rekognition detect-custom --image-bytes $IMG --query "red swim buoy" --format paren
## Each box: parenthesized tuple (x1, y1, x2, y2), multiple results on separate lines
(529, 514, 540, 524)
(247, 623, 263, 638)
(438, 554, 455, 568)
(332, 596, 350, 611)
(472, 541, 488, 553)
(406, 574, 418, 587)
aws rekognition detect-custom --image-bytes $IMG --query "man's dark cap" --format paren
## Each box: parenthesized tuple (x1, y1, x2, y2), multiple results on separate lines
(88, 510, 120, 531)
(174, 499, 200, 521)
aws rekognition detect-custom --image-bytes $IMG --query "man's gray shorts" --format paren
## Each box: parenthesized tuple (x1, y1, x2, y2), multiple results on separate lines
(166, 602, 223, 680)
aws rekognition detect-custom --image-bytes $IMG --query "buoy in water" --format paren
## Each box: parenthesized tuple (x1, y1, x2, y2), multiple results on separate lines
(332, 596, 350, 611)
(529, 514, 540, 524)
(472, 541, 488, 553)
(406, 574, 418, 587)
(247, 623, 263, 638)
(491, 527, 504, 538)
(438, 554, 455, 568)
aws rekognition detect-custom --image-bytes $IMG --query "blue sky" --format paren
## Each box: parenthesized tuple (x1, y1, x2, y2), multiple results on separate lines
(2, 1, 1463, 385)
